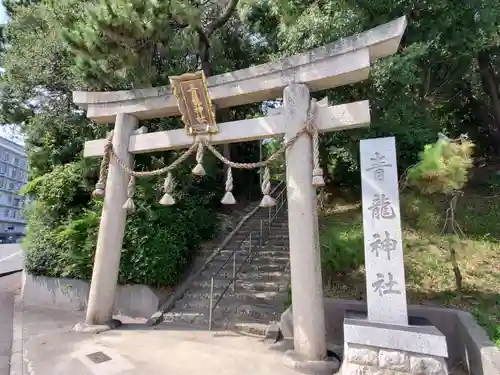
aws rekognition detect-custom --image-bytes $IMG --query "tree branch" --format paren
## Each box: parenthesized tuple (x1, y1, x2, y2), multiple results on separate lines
(195, 25, 210, 46)
(206, 0, 239, 37)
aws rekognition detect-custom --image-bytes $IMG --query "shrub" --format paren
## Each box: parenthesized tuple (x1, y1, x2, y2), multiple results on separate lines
(23, 160, 221, 286)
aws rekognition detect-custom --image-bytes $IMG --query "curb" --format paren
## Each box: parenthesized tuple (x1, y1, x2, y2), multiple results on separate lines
(0, 270, 22, 279)
(9, 295, 23, 375)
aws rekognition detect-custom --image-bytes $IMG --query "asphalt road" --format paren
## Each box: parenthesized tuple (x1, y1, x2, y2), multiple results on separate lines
(0, 245, 21, 375)
(0, 244, 23, 276)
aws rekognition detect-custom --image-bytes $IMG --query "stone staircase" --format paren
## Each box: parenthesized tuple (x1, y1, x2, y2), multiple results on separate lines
(161, 192, 290, 330)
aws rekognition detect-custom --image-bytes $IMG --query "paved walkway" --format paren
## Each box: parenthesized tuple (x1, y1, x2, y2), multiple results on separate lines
(0, 272, 20, 375)
(0, 292, 14, 375)
(13, 302, 299, 375)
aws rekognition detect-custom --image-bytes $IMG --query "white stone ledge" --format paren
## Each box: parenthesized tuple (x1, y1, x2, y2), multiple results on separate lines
(84, 100, 370, 157)
(73, 16, 406, 124)
(344, 317, 449, 358)
(21, 272, 168, 318)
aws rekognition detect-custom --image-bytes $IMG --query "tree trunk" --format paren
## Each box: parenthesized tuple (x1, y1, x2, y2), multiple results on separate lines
(198, 34, 232, 172)
(478, 50, 500, 148)
(198, 36, 213, 78)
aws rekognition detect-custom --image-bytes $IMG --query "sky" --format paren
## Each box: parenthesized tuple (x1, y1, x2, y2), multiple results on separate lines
(0, 3, 6, 24)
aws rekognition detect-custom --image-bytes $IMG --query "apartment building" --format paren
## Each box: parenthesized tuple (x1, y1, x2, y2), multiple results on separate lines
(0, 136, 28, 242)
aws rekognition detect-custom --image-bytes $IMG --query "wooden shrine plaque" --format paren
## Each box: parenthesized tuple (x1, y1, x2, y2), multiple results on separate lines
(169, 71, 218, 136)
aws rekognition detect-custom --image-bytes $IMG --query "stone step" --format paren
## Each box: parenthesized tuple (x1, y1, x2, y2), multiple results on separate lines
(250, 255, 289, 264)
(178, 293, 281, 311)
(161, 309, 216, 326)
(202, 251, 289, 265)
(233, 303, 282, 323)
(204, 256, 289, 272)
(191, 279, 288, 292)
(242, 263, 289, 273)
(165, 302, 280, 327)
(250, 249, 290, 257)
(201, 270, 286, 282)
(182, 288, 283, 301)
(233, 322, 270, 336)
(231, 235, 289, 244)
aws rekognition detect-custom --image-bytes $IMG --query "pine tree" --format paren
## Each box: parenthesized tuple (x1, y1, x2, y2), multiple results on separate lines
(61, 0, 239, 89)
(407, 135, 474, 290)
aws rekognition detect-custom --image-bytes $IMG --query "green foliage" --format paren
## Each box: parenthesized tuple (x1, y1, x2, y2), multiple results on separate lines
(400, 192, 443, 234)
(23, 161, 220, 286)
(318, 194, 500, 348)
(263, 138, 285, 181)
(61, 0, 193, 88)
(1, 0, 253, 286)
(320, 213, 364, 276)
(242, 0, 500, 181)
(407, 137, 475, 195)
(3, 0, 500, 290)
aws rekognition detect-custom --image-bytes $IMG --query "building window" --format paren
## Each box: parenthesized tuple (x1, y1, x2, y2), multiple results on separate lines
(0, 178, 5, 188)
(11, 210, 16, 218)
(9, 182, 14, 191)
(0, 163, 6, 175)
(13, 198, 20, 207)
(4, 208, 9, 217)
(11, 168, 16, 178)
(14, 157, 19, 166)
(3, 153, 9, 162)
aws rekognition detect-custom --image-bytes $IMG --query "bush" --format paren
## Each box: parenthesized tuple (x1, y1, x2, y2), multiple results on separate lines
(23, 160, 221, 287)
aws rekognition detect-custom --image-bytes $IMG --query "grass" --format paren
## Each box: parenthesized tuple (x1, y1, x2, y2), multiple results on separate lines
(319, 190, 500, 348)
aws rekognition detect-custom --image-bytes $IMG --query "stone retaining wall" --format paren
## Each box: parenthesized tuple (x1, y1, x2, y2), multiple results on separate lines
(21, 272, 170, 318)
(342, 343, 448, 375)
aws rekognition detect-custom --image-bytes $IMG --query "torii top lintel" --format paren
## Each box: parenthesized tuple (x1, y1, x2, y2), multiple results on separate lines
(73, 16, 407, 125)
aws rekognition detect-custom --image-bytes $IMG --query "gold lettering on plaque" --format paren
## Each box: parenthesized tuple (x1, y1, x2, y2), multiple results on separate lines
(169, 71, 218, 136)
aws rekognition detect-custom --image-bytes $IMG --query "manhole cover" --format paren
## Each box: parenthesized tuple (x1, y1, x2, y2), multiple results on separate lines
(86, 351, 112, 364)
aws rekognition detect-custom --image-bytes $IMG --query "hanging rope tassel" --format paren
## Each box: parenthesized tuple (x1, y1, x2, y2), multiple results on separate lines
(159, 172, 176, 206)
(92, 135, 113, 197)
(312, 127, 325, 188)
(307, 99, 325, 188)
(221, 167, 236, 205)
(122, 175, 136, 213)
(260, 166, 276, 207)
(192, 142, 206, 176)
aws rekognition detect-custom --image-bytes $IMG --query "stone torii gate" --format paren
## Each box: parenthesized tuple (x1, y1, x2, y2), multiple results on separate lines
(73, 17, 407, 365)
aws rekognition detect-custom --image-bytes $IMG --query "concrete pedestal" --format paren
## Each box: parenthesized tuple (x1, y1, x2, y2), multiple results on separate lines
(341, 312, 449, 375)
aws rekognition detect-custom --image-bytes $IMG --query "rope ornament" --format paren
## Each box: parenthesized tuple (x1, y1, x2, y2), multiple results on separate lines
(307, 99, 325, 188)
(92, 134, 113, 197)
(221, 167, 236, 205)
(123, 175, 136, 213)
(92, 97, 327, 212)
(192, 142, 206, 176)
(159, 172, 175, 206)
(259, 166, 276, 207)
